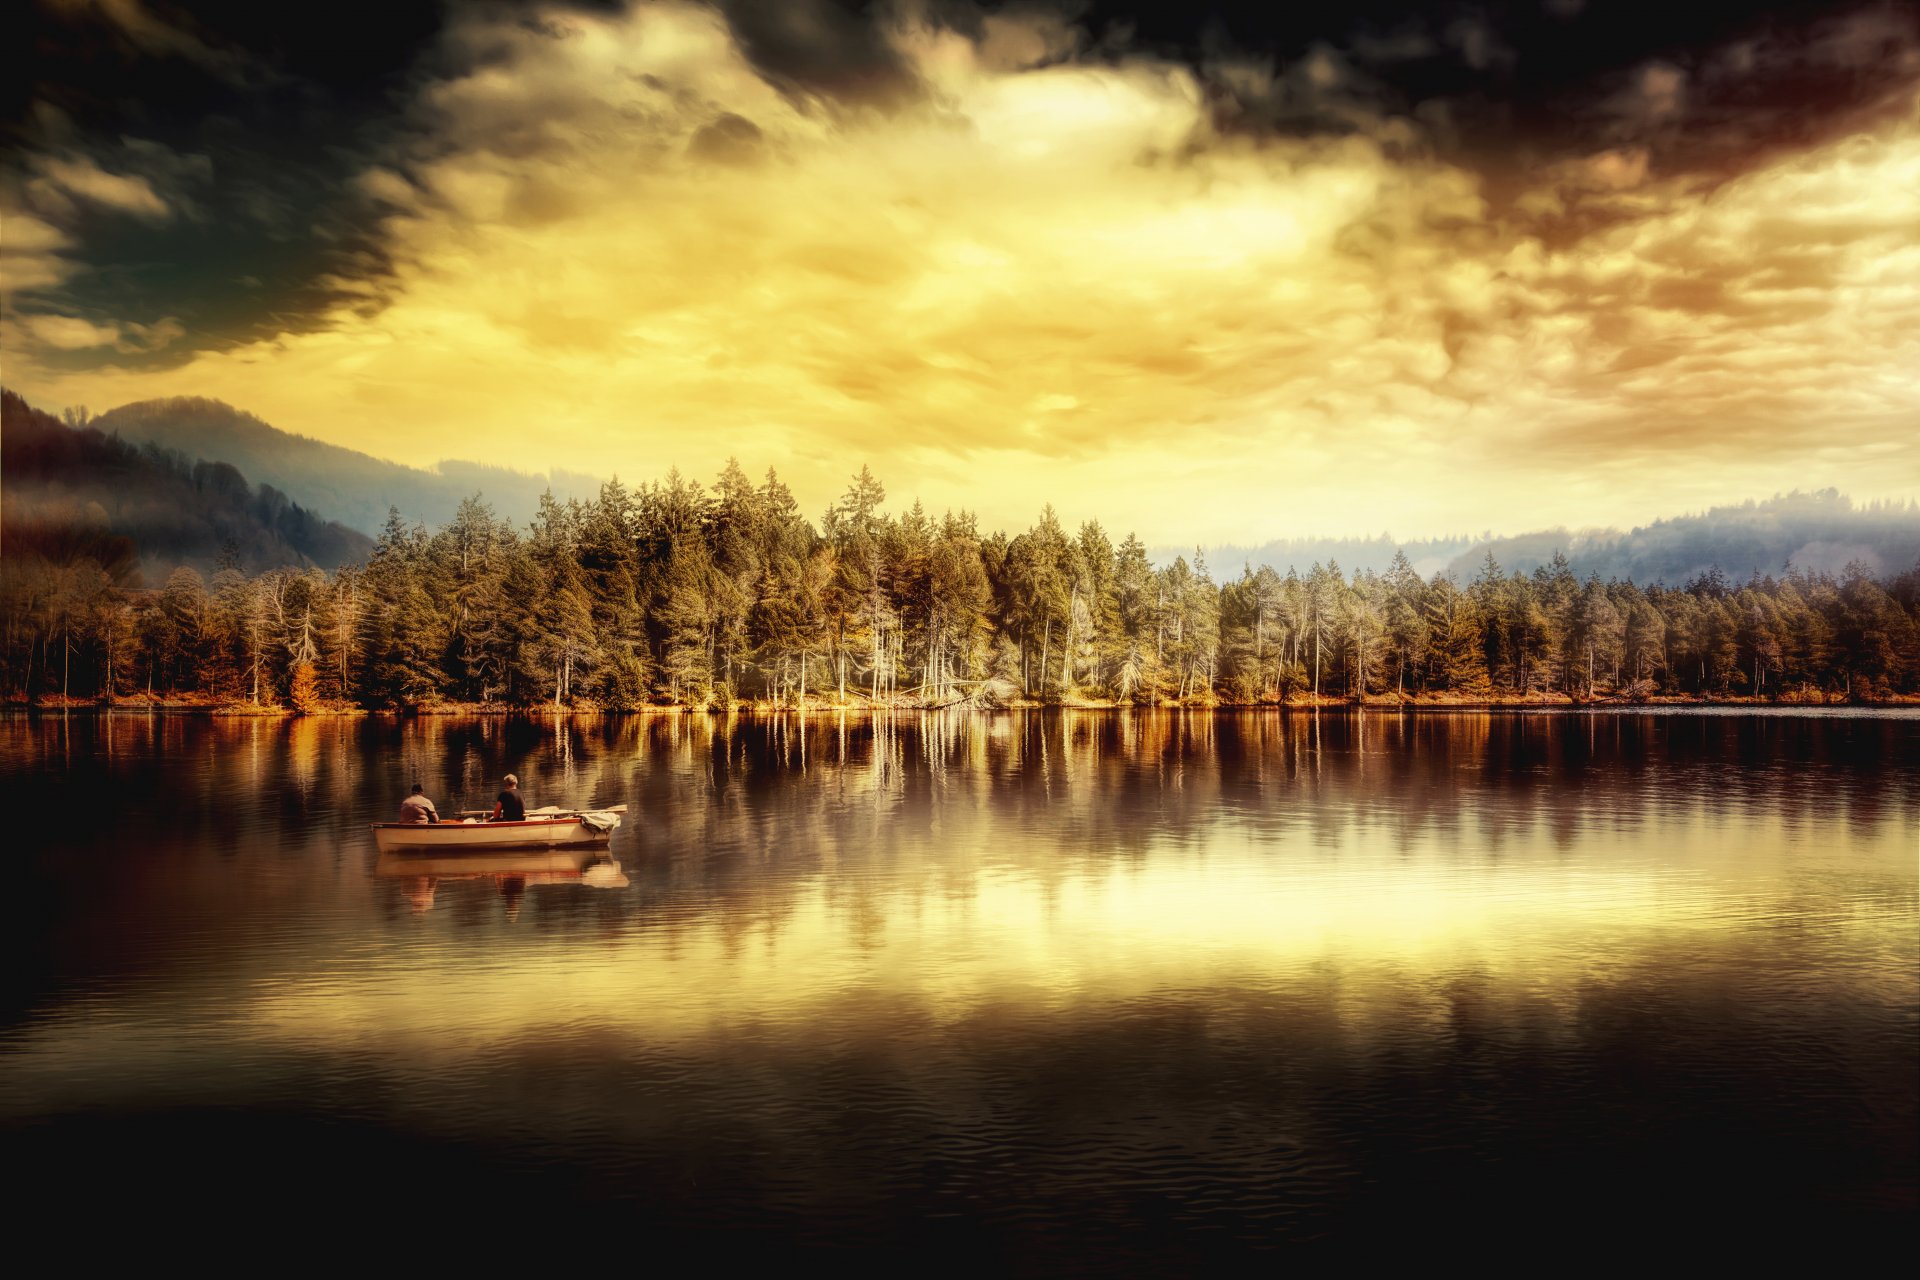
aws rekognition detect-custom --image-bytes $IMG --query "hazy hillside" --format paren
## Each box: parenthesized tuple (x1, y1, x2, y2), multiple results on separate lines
(27, 392, 1919, 590)
(89, 397, 603, 536)
(1440, 493, 1920, 583)
(1178, 534, 1479, 579)
(1202, 493, 1920, 585)
(2, 391, 372, 582)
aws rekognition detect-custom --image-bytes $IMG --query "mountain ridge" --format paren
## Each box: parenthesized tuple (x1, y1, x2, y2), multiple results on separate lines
(20, 393, 1920, 590)
(87, 396, 603, 537)
(2, 390, 373, 582)
(1171, 492, 1920, 586)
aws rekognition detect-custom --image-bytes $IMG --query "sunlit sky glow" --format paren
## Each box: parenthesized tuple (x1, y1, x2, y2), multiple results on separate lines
(4, 1, 1919, 540)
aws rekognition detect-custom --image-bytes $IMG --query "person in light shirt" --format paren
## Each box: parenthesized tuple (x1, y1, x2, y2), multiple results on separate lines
(398, 782, 439, 825)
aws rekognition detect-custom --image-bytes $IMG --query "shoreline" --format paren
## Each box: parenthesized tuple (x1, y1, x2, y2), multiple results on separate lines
(6, 692, 1917, 716)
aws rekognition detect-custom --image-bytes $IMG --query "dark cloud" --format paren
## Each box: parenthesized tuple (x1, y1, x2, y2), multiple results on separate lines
(710, 0, 924, 109)
(688, 111, 766, 163)
(7, 0, 1919, 375)
(1638, 7, 1920, 180)
(1083, 2, 1920, 189)
(3, 0, 455, 363)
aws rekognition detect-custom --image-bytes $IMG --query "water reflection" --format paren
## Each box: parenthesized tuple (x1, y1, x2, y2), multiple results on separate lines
(1, 709, 1914, 1261)
(375, 847, 629, 915)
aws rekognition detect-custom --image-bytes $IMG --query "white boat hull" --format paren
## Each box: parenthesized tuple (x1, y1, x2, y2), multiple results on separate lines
(370, 815, 619, 854)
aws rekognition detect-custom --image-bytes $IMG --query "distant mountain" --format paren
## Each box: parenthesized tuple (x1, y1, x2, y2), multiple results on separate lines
(26, 391, 1919, 590)
(1164, 534, 1479, 580)
(88, 397, 603, 537)
(3, 390, 374, 583)
(1199, 492, 1920, 586)
(1441, 493, 1920, 583)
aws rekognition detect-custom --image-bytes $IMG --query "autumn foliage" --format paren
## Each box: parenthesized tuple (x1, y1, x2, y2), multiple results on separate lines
(5, 460, 1918, 709)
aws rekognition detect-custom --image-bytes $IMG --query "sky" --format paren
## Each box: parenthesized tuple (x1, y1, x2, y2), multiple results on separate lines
(3, 0, 1918, 543)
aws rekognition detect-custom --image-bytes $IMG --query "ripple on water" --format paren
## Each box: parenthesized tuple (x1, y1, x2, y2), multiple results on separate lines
(1, 710, 1915, 1259)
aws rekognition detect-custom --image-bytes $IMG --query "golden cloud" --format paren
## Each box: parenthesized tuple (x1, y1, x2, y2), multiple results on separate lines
(32, 153, 173, 219)
(23, 313, 120, 349)
(7, 2, 1918, 541)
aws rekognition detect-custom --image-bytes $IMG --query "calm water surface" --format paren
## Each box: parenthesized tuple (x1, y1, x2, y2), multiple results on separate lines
(4, 710, 1916, 1263)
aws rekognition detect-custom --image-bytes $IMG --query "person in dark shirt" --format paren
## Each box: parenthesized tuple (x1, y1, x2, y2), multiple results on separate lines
(491, 773, 526, 822)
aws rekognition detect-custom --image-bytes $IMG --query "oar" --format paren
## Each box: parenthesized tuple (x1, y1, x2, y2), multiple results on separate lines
(449, 803, 629, 818)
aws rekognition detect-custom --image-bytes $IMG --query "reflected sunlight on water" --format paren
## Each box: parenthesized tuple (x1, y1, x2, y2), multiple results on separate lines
(3, 709, 1915, 1264)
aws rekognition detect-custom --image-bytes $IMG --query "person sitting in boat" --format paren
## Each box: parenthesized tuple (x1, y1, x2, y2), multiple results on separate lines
(398, 783, 439, 825)
(491, 773, 526, 822)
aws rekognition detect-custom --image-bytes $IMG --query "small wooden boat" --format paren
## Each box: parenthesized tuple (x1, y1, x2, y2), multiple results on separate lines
(369, 804, 624, 854)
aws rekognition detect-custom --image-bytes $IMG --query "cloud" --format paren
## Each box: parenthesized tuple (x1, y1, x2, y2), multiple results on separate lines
(1809, 6, 1920, 69)
(1350, 25, 1437, 64)
(31, 153, 173, 219)
(1, 208, 81, 294)
(1576, 148, 1650, 190)
(23, 313, 122, 349)
(0, 212, 72, 253)
(119, 136, 214, 190)
(1627, 62, 1686, 124)
(1488, 113, 1920, 470)
(10, 310, 184, 353)
(7, 1, 1919, 542)
(48, 0, 256, 83)
(355, 167, 421, 209)
(1635, 8, 1920, 182)
(1444, 17, 1516, 72)
(713, 0, 925, 110)
(686, 112, 766, 164)
(3, 136, 213, 310)
(114, 316, 186, 352)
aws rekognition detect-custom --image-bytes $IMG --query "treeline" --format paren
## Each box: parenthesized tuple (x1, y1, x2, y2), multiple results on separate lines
(4, 463, 1918, 708)
(1, 391, 373, 580)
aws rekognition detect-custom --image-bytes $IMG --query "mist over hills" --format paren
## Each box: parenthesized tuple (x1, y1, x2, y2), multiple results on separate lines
(1184, 492, 1920, 586)
(7, 391, 1916, 591)
(89, 397, 603, 537)
(1164, 535, 1478, 582)
(1438, 494, 1920, 583)
(2, 391, 371, 583)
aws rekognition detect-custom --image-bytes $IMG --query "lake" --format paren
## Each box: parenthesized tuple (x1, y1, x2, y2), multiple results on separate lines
(3, 710, 1915, 1265)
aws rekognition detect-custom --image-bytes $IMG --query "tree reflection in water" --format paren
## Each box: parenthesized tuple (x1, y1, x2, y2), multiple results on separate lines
(2, 709, 1914, 1265)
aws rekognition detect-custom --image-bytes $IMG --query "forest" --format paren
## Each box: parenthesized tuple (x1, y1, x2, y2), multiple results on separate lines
(4, 455, 1917, 710)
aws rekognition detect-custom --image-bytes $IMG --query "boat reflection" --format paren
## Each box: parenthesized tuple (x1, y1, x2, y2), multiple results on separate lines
(376, 846, 629, 915)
